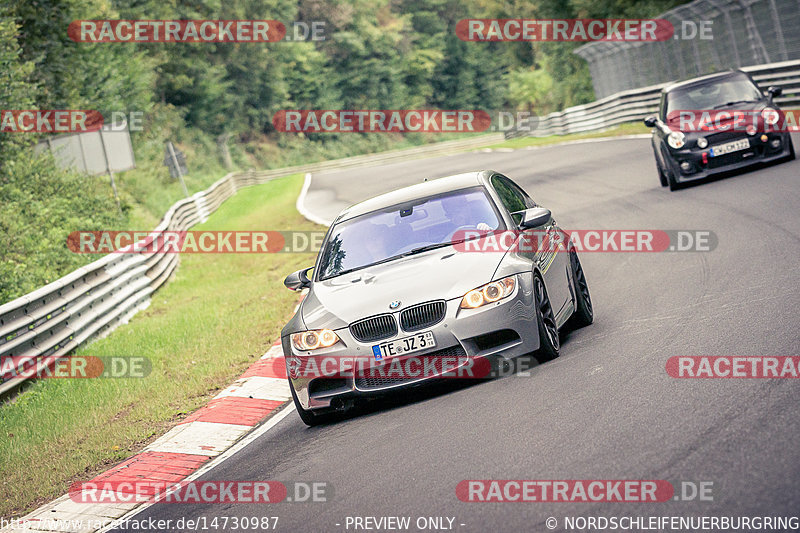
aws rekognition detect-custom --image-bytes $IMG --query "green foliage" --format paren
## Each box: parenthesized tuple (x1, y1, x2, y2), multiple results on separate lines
(0, 16, 36, 161)
(0, 155, 123, 303)
(506, 66, 555, 113)
(5, 0, 154, 114)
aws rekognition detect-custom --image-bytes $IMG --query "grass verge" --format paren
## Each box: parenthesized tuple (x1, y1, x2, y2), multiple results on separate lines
(486, 122, 650, 150)
(0, 173, 318, 518)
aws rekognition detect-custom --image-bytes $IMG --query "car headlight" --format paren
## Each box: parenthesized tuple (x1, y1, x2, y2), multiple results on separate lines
(460, 276, 517, 309)
(761, 107, 780, 125)
(667, 131, 685, 149)
(291, 329, 340, 351)
(696, 137, 708, 149)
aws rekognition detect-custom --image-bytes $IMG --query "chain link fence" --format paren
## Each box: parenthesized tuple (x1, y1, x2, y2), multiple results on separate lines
(576, 0, 800, 98)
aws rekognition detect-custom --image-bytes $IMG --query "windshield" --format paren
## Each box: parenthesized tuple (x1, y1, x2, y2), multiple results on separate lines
(317, 186, 503, 280)
(664, 75, 763, 120)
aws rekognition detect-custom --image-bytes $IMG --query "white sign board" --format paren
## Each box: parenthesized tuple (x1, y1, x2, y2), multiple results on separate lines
(34, 122, 135, 175)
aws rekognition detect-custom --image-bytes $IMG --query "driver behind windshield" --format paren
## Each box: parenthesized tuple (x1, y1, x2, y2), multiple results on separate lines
(318, 187, 501, 280)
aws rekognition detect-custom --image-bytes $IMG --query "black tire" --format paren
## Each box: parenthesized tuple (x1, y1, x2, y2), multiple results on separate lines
(533, 273, 560, 362)
(289, 378, 339, 427)
(569, 250, 593, 328)
(787, 136, 795, 161)
(667, 167, 680, 191)
(656, 156, 668, 187)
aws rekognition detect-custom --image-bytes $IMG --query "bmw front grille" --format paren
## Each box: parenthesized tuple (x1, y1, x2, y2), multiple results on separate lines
(349, 314, 398, 343)
(399, 300, 446, 332)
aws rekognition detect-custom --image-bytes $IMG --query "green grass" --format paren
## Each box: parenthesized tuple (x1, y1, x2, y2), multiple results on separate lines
(0, 174, 318, 518)
(486, 122, 650, 150)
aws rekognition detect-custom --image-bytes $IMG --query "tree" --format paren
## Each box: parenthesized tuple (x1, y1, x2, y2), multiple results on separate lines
(0, 15, 36, 162)
(6, 0, 154, 115)
(505, 66, 555, 114)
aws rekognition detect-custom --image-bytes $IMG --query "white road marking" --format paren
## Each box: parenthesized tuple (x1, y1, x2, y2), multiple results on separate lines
(296, 172, 334, 226)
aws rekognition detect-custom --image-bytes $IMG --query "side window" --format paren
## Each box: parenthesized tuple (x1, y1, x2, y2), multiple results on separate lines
(509, 180, 536, 208)
(491, 175, 529, 223)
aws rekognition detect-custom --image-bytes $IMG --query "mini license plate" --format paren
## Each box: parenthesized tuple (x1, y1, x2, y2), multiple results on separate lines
(709, 138, 750, 157)
(372, 331, 435, 360)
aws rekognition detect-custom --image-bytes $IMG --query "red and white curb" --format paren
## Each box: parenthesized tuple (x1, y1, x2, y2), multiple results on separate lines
(2, 342, 291, 533)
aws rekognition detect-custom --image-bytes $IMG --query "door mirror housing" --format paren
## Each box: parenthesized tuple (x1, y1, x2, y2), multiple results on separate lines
(767, 86, 782, 99)
(517, 207, 552, 229)
(643, 115, 657, 128)
(284, 267, 313, 291)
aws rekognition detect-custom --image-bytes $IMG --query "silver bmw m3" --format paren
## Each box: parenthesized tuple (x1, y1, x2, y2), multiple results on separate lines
(281, 170, 592, 425)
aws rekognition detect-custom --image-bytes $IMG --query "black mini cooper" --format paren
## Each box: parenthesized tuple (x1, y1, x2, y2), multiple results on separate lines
(644, 70, 795, 190)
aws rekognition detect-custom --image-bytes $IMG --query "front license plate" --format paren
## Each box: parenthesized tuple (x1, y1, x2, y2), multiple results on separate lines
(709, 138, 750, 157)
(373, 331, 435, 360)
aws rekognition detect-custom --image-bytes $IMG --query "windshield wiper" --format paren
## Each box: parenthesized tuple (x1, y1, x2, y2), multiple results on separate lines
(712, 99, 758, 109)
(326, 255, 400, 279)
(329, 266, 364, 278)
(400, 242, 453, 257)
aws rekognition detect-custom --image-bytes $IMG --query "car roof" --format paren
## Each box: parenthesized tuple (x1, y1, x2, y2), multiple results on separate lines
(663, 70, 748, 93)
(335, 170, 494, 222)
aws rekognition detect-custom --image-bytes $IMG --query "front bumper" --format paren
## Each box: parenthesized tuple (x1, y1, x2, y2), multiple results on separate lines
(666, 132, 792, 183)
(283, 271, 540, 411)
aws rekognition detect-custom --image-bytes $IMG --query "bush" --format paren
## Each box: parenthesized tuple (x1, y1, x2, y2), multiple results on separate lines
(0, 154, 123, 303)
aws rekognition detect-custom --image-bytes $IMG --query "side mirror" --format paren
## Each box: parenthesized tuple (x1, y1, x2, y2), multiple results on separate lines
(284, 267, 313, 291)
(518, 207, 552, 229)
(767, 86, 782, 99)
(643, 116, 657, 128)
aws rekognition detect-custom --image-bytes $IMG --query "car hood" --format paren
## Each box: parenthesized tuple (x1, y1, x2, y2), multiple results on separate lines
(302, 246, 508, 328)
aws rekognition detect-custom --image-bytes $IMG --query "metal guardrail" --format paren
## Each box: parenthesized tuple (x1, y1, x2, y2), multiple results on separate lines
(0, 133, 502, 396)
(505, 60, 800, 139)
